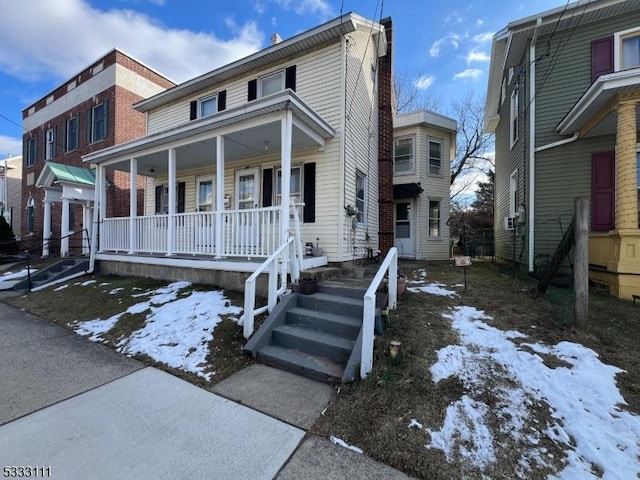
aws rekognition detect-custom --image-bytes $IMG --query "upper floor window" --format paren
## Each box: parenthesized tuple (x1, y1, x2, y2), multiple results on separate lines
(26, 137, 37, 167)
(428, 139, 442, 176)
(618, 27, 640, 70)
(199, 95, 217, 118)
(260, 71, 284, 97)
(45, 128, 55, 160)
(510, 84, 519, 147)
(355, 170, 367, 225)
(394, 137, 414, 174)
(89, 101, 108, 143)
(65, 116, 79, 152)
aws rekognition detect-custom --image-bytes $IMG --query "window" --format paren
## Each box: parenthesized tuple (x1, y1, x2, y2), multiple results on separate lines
(355, 171, 366, 224)
(199, 95, 217, 118)
(66, 116, 79, 152)
(89, 102, 108, 143)
(276, 166, 302, 206)
(428, 199, 441, 237)
(26, 137, 37, 167)
(428, 140, 442, 176)
(155, 182, 185, 214)
(26, 195, 35, 234)
(260, 71, 284, 97)
(616, 27, 640, 70)
(68, 203, 75, 232)
(509, 170, 518, 218)
(394, 137, 414, 174)
(45, 128, 55, 160)
(510, 85, 519, 147)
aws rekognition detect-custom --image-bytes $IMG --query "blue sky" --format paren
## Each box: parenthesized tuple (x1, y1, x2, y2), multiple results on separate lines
(0, 0, 568, 158)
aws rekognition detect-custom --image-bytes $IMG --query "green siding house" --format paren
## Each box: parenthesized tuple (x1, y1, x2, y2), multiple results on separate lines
(484, 0, 640, 299)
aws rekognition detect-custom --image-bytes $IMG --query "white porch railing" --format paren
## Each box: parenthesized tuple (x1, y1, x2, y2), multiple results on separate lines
(100, 207, 281, 258)
(241, 237, 300, 339)
(361, 247, 398, 379)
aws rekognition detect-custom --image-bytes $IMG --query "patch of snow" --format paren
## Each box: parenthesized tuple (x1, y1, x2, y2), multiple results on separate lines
(330, 436, 363, 454)
(408, 282, 457, 297)
(80, 280, 96, 286)
(54, 284, 69, 291)
(109, 288, 124, 295)
(99, 282, 111, 286)
(422, 305, 640, 479)
(0, 269, 36, 281)
(409, 419, 423, 429)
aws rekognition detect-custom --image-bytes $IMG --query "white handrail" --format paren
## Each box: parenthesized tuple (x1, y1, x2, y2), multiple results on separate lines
(361, 247, 398, 379)
(242, 237, 295, 339)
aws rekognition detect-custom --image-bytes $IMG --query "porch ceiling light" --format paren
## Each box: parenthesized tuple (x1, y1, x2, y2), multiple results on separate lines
(264, 140, 270, 152)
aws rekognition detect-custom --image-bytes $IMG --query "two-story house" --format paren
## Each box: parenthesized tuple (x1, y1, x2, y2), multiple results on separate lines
(485, 0, 640, 299)
(0, 155, 22, 239)
(83, 13, 394, 290)
(393, 111, 456, 260)
(21, 49, 175, 256)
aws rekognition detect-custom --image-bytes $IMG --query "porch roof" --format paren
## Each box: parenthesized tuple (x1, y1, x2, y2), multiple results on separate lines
(82, 90, 335, 171)
(36, 161, 95, 188)
(557, 69, 640, 137)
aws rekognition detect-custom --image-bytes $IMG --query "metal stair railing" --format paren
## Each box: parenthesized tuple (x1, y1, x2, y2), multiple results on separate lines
(536, 215, 576, 297)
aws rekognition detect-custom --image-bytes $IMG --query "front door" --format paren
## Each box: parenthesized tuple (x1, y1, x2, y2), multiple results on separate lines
(394, 200, 415, 257)
(235, 168, 260, 254)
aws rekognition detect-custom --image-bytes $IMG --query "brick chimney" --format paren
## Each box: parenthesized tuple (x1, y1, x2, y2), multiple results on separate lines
(378, 17, 394, 257)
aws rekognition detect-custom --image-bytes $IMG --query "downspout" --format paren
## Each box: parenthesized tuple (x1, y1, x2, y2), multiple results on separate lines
(87, 164, 101, 274)
(534, 132, 579, 152)
(527, 19, 540, 272)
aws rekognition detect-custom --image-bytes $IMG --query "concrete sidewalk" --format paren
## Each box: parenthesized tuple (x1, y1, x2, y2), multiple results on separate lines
(0, 298, 413, 479)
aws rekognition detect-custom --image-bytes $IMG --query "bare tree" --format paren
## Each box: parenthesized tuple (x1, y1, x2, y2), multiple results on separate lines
(449, 91, 494, 205)
(393, 69, 441, 114)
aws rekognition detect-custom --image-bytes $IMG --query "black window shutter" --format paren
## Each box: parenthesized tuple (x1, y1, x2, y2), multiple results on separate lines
(62, 120, 67, 153)
(285, 65, 297, 91)
(155, 185, 163, 214)
(218, 90, 226, 111)
(262, 168, 273, 207)
(248, 79, 257, 101)
(86, 108, 92, 144)
(177, 182, 186, 213)
(190, 100, 197, 120)
(591, 36, 613, 83)
(303, 162, 316, 223)
(103, 100, 109, 139)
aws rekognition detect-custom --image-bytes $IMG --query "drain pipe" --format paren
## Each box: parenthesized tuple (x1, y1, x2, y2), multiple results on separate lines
(527, 20, 539, 272)
(534, 132, 580, 152)
(87, 165, 102, 275)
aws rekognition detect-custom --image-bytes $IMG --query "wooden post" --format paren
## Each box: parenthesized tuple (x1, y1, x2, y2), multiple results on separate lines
(574, 197, 589, 329)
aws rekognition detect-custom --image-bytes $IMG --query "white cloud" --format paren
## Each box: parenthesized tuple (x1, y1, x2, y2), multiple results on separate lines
(466, 51, 490, 63)
(444, 12, 463, 24)
(472, 32, 494, 44)
(0, 0, 263, 83)
(429, 33, 461, 58)
(272, 0, 332, 17)
(453, 69, 483, 80)
(413, 75, 435, 90)
(0, 136, 22, 158)
(476, 19, 484, 26)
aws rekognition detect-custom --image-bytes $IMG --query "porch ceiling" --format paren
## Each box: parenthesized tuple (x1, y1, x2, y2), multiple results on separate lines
(83, 90, 335, 174)
(557, 69, 640, 137)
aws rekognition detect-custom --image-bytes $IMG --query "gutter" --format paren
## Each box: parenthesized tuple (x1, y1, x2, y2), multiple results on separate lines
(534, 132, 579, 152)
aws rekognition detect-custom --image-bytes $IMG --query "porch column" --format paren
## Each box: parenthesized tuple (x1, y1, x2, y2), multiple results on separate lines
(61, 198, 70, 257)
(167, 148, 176, 256)
(82, 205, 91, 255)
(615, 99, 639, 231)
(215, 136, 225, 258)
(42, 200, 52, 257)
(280, 110, 293, 243)
(97, 165, 106, 252)
(129, 157, 137, 254)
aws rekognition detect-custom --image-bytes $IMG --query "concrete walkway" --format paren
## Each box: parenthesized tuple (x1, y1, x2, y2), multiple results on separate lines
(0, 299, 412, 479)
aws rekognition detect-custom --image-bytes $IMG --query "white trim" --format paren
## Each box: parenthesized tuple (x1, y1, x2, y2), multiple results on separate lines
(198, 94, 218, 118)
(510, 84, 519, 148)
(614, 25, 640, 71)
(235, 167, 260, 210)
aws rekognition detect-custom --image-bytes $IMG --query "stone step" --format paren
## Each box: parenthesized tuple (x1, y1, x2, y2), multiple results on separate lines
(316, 284, 367, 300)
(296, 292, 363, 318)
(257, 345, 344, 384)
(285, 307, 361, 340)
(272, 324, 354, 364)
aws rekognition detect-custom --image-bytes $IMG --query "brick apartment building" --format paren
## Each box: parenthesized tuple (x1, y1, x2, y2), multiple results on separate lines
(21, 48, 175, 255)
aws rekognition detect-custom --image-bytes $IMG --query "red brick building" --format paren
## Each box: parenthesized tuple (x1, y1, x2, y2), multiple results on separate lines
(21, 49, 175, 255)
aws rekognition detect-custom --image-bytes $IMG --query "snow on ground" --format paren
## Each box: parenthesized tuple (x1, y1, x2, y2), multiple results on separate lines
(419, 305, 640, 479)
(330, 436, 363, 454)
(73, 281, 242, 380)
(0, 269, 36, 281)
(408, 282, 457, 297)
(54, 284, 69, 291)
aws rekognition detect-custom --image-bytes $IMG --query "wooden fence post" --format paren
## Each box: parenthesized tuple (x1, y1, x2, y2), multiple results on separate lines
(574, 197, 589, 328)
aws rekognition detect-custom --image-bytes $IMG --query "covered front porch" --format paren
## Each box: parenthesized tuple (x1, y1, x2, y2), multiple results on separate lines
(558, 69, 640, 298)
(83, 90, 334, 273)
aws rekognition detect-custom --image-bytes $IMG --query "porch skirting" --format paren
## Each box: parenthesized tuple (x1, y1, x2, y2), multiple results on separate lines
(95, 253, 328, 295)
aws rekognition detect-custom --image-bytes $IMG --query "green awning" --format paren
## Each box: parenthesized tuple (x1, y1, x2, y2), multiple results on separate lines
(45, 161, 95, 186)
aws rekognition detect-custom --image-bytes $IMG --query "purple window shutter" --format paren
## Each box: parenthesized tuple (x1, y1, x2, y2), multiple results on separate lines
(591, 36, 613, 83)
(591, 151, 615, 231)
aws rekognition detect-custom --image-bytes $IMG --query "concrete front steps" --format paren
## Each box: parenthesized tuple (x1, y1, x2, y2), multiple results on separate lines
(12, 258, 90, 291)
(245, 284, 366, 384)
